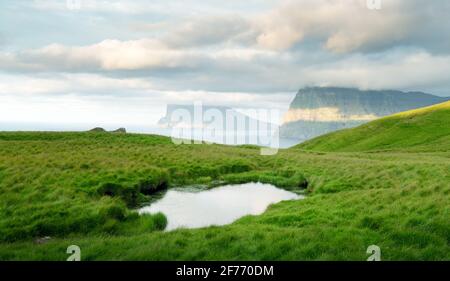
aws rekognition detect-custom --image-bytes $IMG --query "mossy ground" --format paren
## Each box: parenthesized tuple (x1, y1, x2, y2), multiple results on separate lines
(0, 129, 449, 260)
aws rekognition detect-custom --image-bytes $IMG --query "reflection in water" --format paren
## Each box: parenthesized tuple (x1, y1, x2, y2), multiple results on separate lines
(139, 182, 303, 231)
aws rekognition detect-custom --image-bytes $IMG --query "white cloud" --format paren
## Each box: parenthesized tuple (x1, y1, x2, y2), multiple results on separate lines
(0, 72, 293, 127)
(301, 50, 450, 91)
(1, 39, 282, 72)
(0, 93, 165, 127)
(17, 39, 199, 71)
(253, 0, 414, 52)
(0, 73, 153, 95)
(3, 0, 450, 72)
(3, 39, 450, 95)
(162, 15, 253, 48)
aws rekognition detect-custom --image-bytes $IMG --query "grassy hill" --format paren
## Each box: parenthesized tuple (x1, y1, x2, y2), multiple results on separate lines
(298, 100, 450, 152)
(0, 116, 449, 260)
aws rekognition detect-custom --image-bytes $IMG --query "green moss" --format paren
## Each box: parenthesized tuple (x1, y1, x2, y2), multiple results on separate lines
(0, 120, 449, 260)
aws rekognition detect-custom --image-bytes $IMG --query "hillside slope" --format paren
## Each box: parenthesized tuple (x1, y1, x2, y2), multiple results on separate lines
(297, 100, 450, 152)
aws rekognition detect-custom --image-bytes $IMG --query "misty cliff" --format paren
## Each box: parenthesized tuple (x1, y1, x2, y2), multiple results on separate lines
(280, 87, 449, 142)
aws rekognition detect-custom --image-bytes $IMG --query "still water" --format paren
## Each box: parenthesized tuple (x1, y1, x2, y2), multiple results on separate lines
(139, 182, 303, 231)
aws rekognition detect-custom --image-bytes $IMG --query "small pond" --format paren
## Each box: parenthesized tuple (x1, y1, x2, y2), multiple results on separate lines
(138, 182, 303, 231)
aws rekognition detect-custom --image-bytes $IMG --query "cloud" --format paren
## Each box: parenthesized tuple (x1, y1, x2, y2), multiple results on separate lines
(2, 38, 450, 96)
(0, 37, 283, 73)
(0, 73, 153, 96)
(162, 15, 253, 48)
(0, 72, 293, 127)
(253, 0, 414, 53)
(1, 0, 450, 95)
(4, 0, 448, 72)
(1, 39, 206, 71)
(300, 50, 450, 91)
(0, 71, 292, 108)
(250, 0, 450, 55)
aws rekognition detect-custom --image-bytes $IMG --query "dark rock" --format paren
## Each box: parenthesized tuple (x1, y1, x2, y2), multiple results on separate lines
(89, 127, 106, 132)
(111, 128, 126, 133)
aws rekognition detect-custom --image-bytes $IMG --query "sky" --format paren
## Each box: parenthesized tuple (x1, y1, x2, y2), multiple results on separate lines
(1, 0, 450, 131)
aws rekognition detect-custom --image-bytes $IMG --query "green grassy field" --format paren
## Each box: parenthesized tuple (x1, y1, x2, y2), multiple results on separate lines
(0, 102, 449, 260)
(298, 100, 450, 152)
